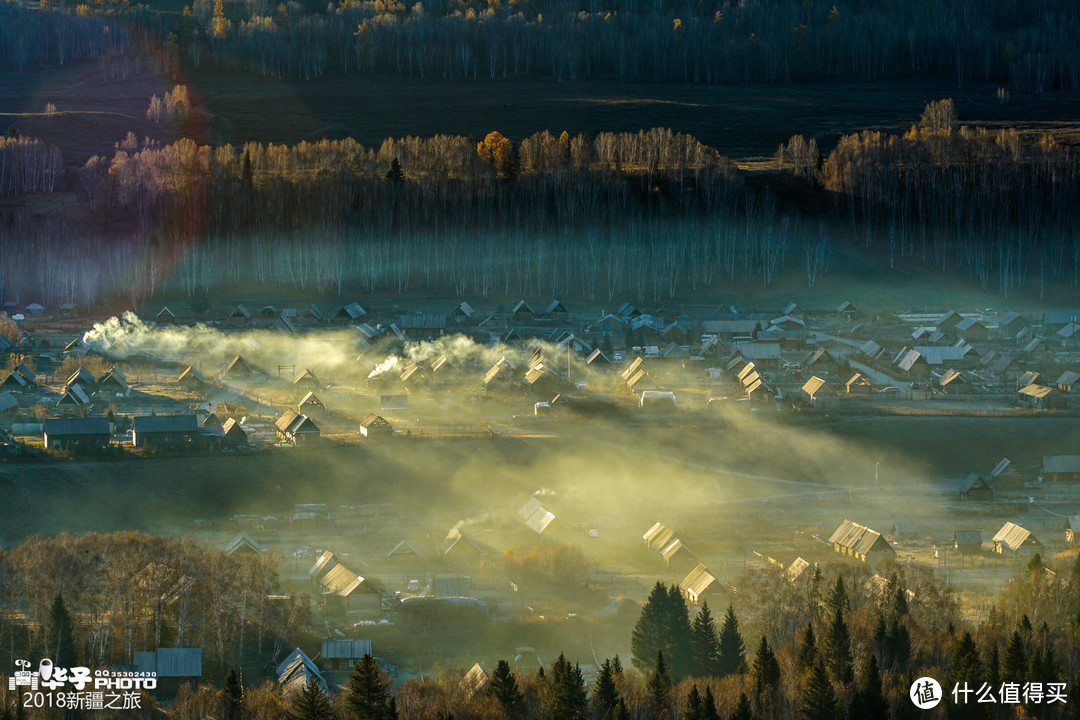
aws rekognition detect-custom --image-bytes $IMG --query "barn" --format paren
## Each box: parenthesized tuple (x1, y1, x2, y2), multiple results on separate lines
(43, 418, 111, 450)
(828, 519, 896, 563)
(132, 415, 199, 448)
(359, 413, 393, 438)
(992, 522, 1042, 559)
(1042, 456, 1080, 482)
(275, 410, 321, 445)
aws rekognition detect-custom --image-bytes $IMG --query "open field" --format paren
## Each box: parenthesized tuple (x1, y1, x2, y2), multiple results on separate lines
(4, 59, 1080, 171)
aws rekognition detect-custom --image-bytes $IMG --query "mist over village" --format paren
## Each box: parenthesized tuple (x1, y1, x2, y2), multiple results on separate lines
(2, 0, 1080, 718)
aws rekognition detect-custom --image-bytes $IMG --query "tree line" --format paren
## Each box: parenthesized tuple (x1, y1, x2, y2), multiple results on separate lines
(4, 0, 1080, 91)
(779, 99, 1080, 297)
(2, 102, 1080, 305)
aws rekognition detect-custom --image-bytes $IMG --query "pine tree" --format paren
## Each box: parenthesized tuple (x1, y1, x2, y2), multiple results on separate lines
(241, 149, 253, 183)
(891, 584, 909, 618)
(386, 158, 404, 183)
(827, 577, 849, 615)
(886, 617, 911, 670)
(850, 654, 887, 720)
(985, 643, 1000, 691)
(489, 660, 524, 718)
(795, 625, 817, 673)
(690, 602, 721, 677)
(800, 659, 836, 720)
(728, 694, 753, 720)
(946, 633, 985, 720)
(603, 699, 628, 720)
(45, 593, 77, 668)
(702, 688, 720, 720)
(1003, 631, 1026, 683)
(717, 605, 746, 676)
(824, 607, 854, 684)
(550, 654, 587, 720)
(632, 582, 671, 671)
(646, 652, 670, 718)
(346, 655, 395, 720)
(665, 585, 694, 678)
(288, 679, 333, 720)
(631, 583, 692, 677)
(893, 670, 919, 720)
(751, 637, 781, 698)
(593, 659, 619, 715)
(684, 685, 703, 720)
(222, 669, 244, 720)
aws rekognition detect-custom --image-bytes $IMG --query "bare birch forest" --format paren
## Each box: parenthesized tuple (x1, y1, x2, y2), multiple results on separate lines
(0, 102, 1077, 306)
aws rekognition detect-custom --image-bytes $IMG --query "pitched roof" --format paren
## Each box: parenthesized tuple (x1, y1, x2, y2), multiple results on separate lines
(439, 527, 482, 556)
(1057, 323, 1080, 339)
(828, 519, 894, 556)
(298, 391, 324, 408)
(1043, 455, 1080, 474)
(387, 540, 419, 560)
(177, 366, 206, 384)
(846, 373, 871, 389)
(955, 317, 985, 333)
(398, 313, 447, 330)
(66, 367, 96, 387)
(643, 522, 672, 547)
(277, 648, 327, 696)
(225, 355, 256, 376)
(939, 368, 967, 386)
(520, 496, 545, 520)
(586, 348, 612, 365)
(57, 385, 90, 406)
(785, 557, 811, 582)
(224, 532, 265, 555)
(801, 375, 830, 397)
(452, 301, 475, 317)
(359, 413, 392, 429)
(292, 368, 318, 386)
(679, 564, 716, 599)
(322, 638, 372, 660)
(430, 355, 456, 373)
(221, 418, 246, 439)
(275, 409, 319, 434)
(461, 663, 489, 697)
(132, 414, 199, 433)
(43, 417, 110, 435)
(660, 538, 696, 563)
(338, 302, 367, 319)
(0, 392, 17, 412)
(992, 522, 1038, 551)
(804, 347, 834, 367)
(912, 345, 968, 365)
(1055, 370, 1080, 386)
(1018, 384, 1057, 400)
(525, 507, 556, 534)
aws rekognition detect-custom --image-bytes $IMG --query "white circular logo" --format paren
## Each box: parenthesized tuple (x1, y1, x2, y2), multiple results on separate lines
(910, 677, 942, 709)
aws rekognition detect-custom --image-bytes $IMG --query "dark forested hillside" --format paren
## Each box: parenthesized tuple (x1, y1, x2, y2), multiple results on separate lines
(2, 0, 1080, 89)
